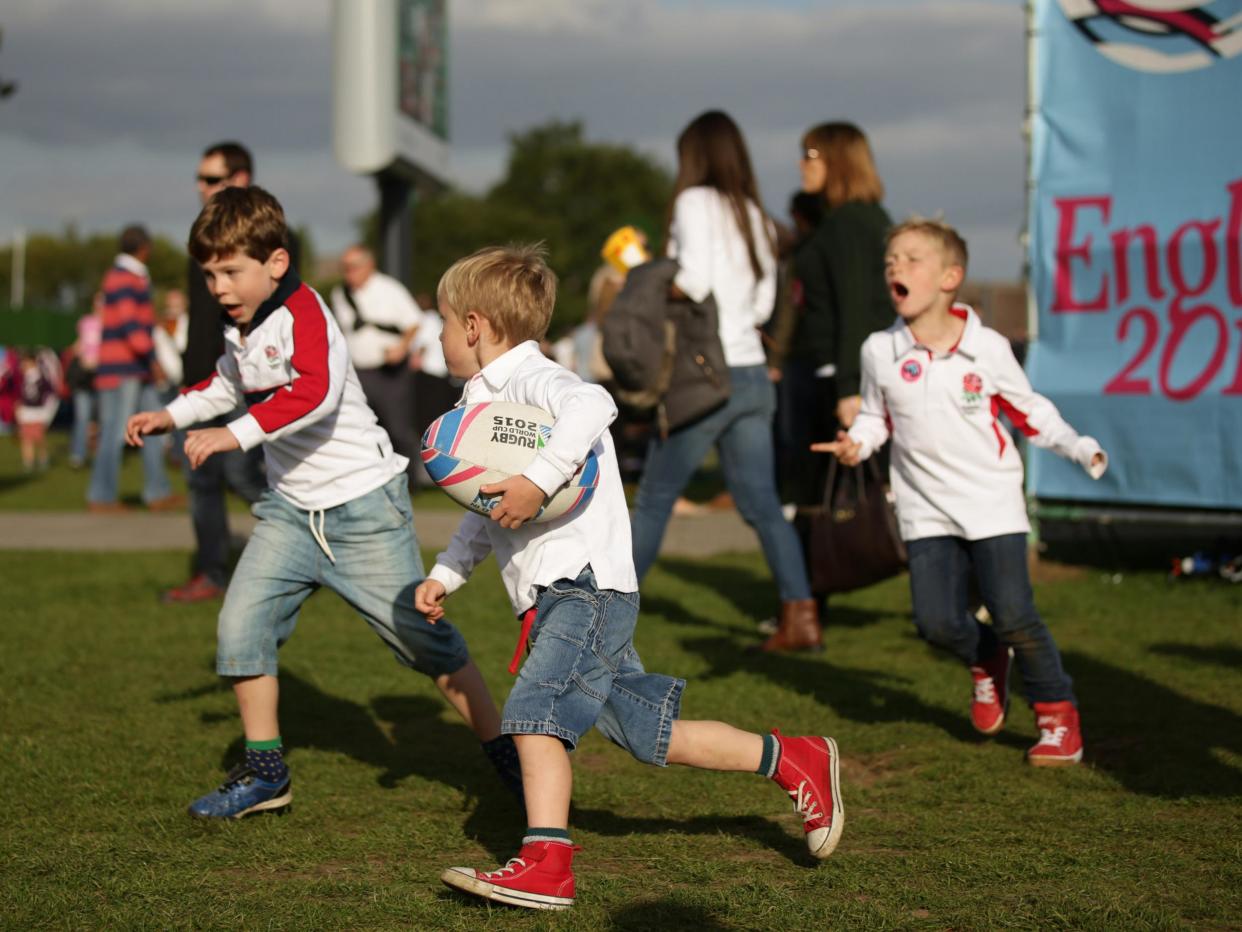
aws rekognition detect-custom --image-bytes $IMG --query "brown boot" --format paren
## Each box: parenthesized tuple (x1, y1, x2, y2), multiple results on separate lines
(754, 599, 823, 653)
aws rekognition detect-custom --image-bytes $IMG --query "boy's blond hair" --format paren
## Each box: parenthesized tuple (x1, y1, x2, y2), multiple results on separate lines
(188, 186, 288, 264)
(887, 216, 970, 273)
(438, 244, 557, 344)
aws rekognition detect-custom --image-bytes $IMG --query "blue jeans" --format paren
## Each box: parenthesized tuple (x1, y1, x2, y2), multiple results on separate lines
(70, 388, 94, 464)
(502, 565, 684, 766)
(87, 378, 172, 505)
(184, 413, 267, 587)
(217, 474, 469, 679)
(632, 365, 811, 601)
(906, 534, 1075, 705)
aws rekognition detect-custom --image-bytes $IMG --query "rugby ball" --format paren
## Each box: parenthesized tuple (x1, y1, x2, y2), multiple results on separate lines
(421, 401, 600, 523)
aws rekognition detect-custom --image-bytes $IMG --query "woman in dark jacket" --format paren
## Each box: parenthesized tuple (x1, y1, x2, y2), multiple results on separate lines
(762, 123, 893, 651)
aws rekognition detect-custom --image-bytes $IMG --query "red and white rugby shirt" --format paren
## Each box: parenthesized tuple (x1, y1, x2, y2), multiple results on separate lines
(165, 273, 406, 511)
(848, 304, 1107, 542)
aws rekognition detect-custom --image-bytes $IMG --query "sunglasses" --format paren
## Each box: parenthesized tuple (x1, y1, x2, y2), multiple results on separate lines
(196, 173, 228, 185)
(802, 148, 821, 161)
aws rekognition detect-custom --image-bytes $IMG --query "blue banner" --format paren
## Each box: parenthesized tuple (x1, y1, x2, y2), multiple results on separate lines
(1026, 0, 1242, 509)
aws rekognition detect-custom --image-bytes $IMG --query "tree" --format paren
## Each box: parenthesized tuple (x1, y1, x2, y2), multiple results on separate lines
(375, 120, 672, 332)
(0, 226, 186, 311)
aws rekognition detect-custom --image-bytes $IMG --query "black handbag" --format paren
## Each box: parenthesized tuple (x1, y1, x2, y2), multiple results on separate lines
(807, 456, 907, 594)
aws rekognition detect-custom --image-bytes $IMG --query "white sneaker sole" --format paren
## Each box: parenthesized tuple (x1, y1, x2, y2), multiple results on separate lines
(807, 736, 845, 859)
(440, 867, 573, 910)
(230, 788, 292, 819)
(1027, 748, 1083, 767)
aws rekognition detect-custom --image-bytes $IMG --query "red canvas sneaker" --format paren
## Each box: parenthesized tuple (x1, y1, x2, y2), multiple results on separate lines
(1027, 701, 1084, 767)
(441, 840, 577, 910)
(772, 731, 844, 859)
(161, 573, 226, 604)
(970, 646, 1013, 735)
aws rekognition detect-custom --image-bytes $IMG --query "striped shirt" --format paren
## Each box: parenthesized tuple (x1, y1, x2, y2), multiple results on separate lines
(96, 253, 155, 390)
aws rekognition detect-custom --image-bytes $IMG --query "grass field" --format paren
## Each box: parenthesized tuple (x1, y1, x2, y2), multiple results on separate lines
(2, 532, 1240, 929)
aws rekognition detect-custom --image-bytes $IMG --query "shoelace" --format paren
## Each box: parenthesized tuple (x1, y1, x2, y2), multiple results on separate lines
(972, 671, 997, 704)
(788, 781, 824, 824)
(482, 857, 527, 879)
(1037, 725, 1069, 748)
(216, 764, 256, 794)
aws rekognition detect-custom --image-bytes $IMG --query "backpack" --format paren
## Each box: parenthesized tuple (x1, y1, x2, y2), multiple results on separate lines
(601, 258, 730, 437)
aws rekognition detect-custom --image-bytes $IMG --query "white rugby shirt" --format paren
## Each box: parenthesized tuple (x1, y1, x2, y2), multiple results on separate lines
(848, 305, 1106, 542)
(427, 340, 638, 612)
(166, 274, 407, 511)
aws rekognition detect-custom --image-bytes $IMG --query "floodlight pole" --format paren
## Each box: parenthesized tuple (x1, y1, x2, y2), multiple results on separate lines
(376, 170, 413, 287)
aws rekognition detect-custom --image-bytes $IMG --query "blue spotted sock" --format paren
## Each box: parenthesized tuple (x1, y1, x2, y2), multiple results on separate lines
(245, 738, 289, 784)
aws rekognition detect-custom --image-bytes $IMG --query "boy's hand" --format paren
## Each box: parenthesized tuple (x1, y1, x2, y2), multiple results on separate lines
(810, 430, 863, 467)
(479, 475, 546, 529)
(836, 394, 862, 429)
(125, 409, 174, 447)
(414, 579, 447, 622)
(184, 427, 241, 470)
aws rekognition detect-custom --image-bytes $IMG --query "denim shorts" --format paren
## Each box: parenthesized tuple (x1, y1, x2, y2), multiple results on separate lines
(216, 474, 470, 679)
(501, 565, 684, 766)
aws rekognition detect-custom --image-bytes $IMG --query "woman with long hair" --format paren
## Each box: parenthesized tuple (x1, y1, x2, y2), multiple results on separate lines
(631, 110, 822, 651)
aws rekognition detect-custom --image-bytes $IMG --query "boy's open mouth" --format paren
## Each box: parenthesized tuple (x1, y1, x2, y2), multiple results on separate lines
(891, 282, 909, 300)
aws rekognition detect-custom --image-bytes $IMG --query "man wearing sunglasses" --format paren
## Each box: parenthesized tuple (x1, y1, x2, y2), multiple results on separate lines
(163, 141, 297, 603)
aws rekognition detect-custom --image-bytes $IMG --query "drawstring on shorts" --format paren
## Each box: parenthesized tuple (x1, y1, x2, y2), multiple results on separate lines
(307, 508, 337, 564)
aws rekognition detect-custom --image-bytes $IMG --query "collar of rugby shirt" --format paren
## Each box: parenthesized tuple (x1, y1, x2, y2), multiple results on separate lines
(474, 339, 543, 393)
(892, 303, 981, 362)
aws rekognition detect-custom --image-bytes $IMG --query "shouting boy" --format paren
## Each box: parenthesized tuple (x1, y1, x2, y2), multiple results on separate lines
(816, 217, 1108, 766)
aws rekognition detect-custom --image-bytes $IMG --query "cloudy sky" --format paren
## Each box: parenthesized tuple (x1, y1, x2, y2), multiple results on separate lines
(0, 0, 1027, 279)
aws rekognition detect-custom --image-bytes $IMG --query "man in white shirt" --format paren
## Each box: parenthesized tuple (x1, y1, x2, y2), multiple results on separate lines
(330, 245, 422, 479)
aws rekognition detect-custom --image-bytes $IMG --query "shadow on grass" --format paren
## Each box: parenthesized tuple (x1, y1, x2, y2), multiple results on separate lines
(649, 555, 905, 633)
(1148, 642, 1242, 670)
(608, 899, 731, 930)
(0, 473, 37, 494)
(158, 669, 522, 851)
(1064, 650, 1242, 798)
(678, 633, 1013, 748)
(568, 808, 806, 867)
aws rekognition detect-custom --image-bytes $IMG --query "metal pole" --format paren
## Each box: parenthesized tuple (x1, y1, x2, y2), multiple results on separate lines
(1023, 0, 1038, 342)
(375, 170, 413, 287)
(11, 227, 25, 309)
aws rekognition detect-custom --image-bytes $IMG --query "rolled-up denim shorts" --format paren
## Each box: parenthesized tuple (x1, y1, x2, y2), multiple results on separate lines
(502, 565, 684, 766)
(216, 473, 470, 679)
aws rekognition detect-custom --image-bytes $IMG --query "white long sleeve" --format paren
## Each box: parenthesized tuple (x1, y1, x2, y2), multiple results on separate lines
(667, 186, 776, 367)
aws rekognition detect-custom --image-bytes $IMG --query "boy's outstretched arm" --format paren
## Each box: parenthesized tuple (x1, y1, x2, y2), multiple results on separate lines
(812, 339, 888, 463)
(425, 513, 493, 608)
(989, 336, 1108, 479)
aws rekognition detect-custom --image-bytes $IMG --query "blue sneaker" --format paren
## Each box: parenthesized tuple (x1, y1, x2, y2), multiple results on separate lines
(188, 764, 292, 819)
